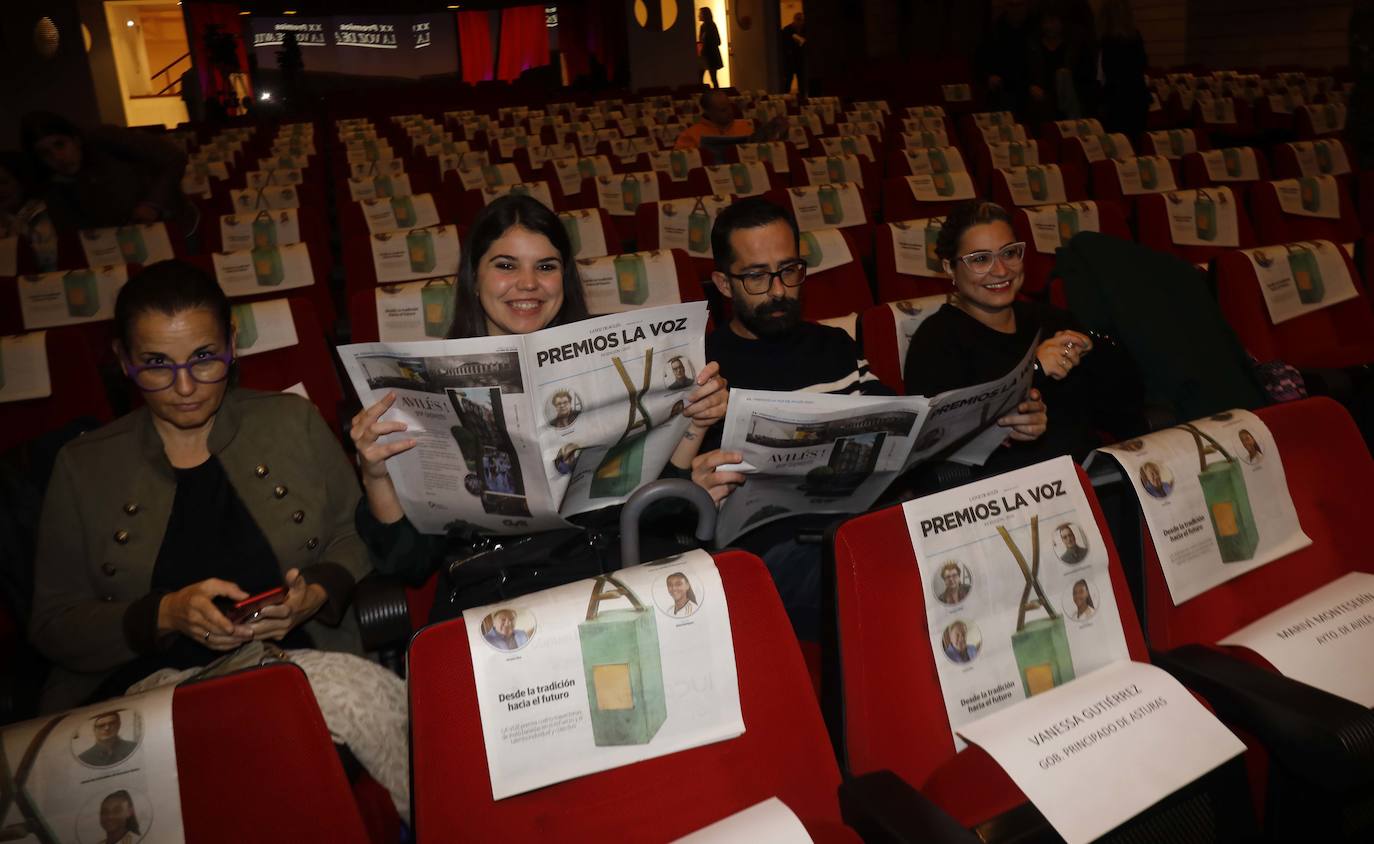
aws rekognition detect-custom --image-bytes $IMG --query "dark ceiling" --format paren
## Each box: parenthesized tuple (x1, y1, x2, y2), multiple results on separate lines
(193, 0, 556, 14)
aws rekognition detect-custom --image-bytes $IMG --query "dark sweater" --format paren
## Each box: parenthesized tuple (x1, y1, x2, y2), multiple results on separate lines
(706, 321, 893, 395)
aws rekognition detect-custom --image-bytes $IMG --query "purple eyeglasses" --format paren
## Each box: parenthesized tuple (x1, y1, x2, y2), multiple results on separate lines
(125, 350, 235, 392)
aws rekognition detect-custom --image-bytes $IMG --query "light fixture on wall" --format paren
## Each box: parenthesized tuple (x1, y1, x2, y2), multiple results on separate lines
(126, 20, 136, 28)
(34, 16, 60, 59)
(633, 0, 679, 31)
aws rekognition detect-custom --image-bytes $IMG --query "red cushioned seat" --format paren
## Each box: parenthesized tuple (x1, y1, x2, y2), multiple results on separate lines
(1180, 148, 1270, 207)
(0, 326, 115, 455)
(873, 220, 953, 303)
(341, 223, 468, 305)
(989, 161, 1088, 211)
(1269, 139, 1354, 181)
(233, 297, 346, 438)
(1089, 156, 1184, 209)
(799, 228, 875, 321)
(879, 177, 972, 236)
(1250, 178, 1362, 247)
(409, 550, 860, 842)
(1136, 189, 1258, 267)
(185, 237, 336, 331)
(654, 167, 712, 201)
(1011, 199, 1131, 298)
(765, 187, 875, 258)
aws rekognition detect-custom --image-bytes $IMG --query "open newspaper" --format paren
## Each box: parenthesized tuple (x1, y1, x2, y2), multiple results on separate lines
(714, 342, 1036, 544)
(338, 302, 708, 535)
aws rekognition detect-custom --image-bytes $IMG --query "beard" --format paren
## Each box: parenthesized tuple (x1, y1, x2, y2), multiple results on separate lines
(737, 295, 802, 340)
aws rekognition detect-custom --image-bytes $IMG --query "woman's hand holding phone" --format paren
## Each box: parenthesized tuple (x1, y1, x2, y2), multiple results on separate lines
(248, 568, 327, 642)
(158, 578, 255, 651)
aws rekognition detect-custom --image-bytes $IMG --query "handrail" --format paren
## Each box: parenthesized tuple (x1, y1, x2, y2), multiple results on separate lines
(152, 50, 191, 81)
(153, 51, 192, 96)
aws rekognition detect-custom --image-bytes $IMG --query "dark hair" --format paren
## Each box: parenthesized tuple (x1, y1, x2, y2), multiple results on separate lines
(113, 260, 233, 354)
(1072, 578, 1095, 610)
(447, 194, 589, 338)
(20, 111, 82, 168)
(102, 789, 141, 835)
(934, 199, 1014, 264)
(710, 196, 800, 273)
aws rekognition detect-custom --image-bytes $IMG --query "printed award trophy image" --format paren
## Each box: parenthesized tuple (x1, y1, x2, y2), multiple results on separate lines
(1194, 190, 1218, 241)
(252, 246, 284, 286)
(1027, 166, 1049, 202)
(1315, 141, 1333, 174)
(621, 175, 642, 214)
(591, 352, 653, 499)
(1178, 423, 1260, 562)
(924, 219, 943, 273)
(421, 279, 454, 337)
(1057, 204, 1080, 242)
(729, 163, 753, 195)
(407, 229, 437, 275)
(614, 253, 649, 306)
(1286, 242, 1325, 303)
(391, 196, 417, 230)
(64, 270, 100, 317)
(561, 212, 582, 255)
(1299, 177, 1321, 212)
(687, 200, 712, 254)
(799, 230, 822, 268)
(117, 226, 148, 264)
(818, 185, 844, 225)
(1138, 157, 1159, 191)
(578, 574, 668, 746)
(826, 157, 847, 184)
(669, 150, 689, 180)
(1223, 147, 1242, 178)
(252, 211, 277, 250)
(998, 516, 1076, 697)
(1008, 142, 1026, 167)
(231, 302, 259, 349)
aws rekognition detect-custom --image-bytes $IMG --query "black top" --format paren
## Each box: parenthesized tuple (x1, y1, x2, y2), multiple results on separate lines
(780, 23, 806, 65)
(706, 321, 892, 395)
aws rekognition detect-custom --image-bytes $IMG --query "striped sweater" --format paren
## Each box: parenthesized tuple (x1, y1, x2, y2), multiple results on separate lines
(706, 322, 892, 395)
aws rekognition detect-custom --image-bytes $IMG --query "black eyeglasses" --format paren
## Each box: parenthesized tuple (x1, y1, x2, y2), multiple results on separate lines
(125, 351, 234, 392)
(725, 261, 808, 295)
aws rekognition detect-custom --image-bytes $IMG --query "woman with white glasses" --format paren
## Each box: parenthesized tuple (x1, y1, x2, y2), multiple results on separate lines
(903, 200, 1141, 471)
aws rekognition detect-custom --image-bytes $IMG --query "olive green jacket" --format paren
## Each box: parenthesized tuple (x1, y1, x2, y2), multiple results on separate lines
(30, 389, 370, 712)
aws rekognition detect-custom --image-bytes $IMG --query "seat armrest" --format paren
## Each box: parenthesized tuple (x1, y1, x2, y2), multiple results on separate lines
(839, 770, 982, 844)
(352, 574, 413, 655)
(1154, 644, 1374, 793)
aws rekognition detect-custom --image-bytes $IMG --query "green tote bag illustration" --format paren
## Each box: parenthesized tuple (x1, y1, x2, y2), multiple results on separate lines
(482, 163, 504, 187)
(1138, 157, 1159, 190)
(252, 247, 284, 286)
(998, 517, 1075, 697)
(1008, 142, 1026, 167)
(1167, 129, 1185, 157)
(560, 213, 582, 256)
(390, 196, 417, 230)
(729, 163, 753, 195)
(620, 176, 642, 213)
(818, 185, 843, 224)
(669, 150, 689, 180)
(1179, 423, 1260, 562)
(63, 270, 100, 317)
(614, 253, 649, 305)
(117, 226, 147, 264)
(1286, 242, 1325, 304)
(591, 435, 647, 498)
(687, 199, 712, 254)
(1099, 134, 1119, 159)
(1223, 147, 1243, 177)
(1314, 141, 1333, 174)
(826, 157, 847, 184)
(927, 147, 950, 174)
(578, 574, 667, 746)
(373, 175, 395, 198)
(1027, 166, 1049, 201)
(231, 302, 259, 349)
(840, 137, 859, 158)
(799, 231, 823, 268)
(407, 229, 437, 275)
(252, 211, 277, 250)
(421, 279, 455, 337)
(1057, 204, 1080, 243)
(1194, 190, 1218, 241)
(578, 157, 597, 181)
(1299, 177, 1321, 212)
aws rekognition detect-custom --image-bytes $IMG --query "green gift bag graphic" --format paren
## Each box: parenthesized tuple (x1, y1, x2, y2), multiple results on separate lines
(826, 157, 847, 183)
(920, 131, 939, 147)
(687, 199, 712, 254)
(1167, 130, 1185, 157)
(1100, 134, 1119, 159)
(578, 157, 597, 181)
(363, 139, 379, 160)
(561, 213, 582, 255)
(1223, 148, 1243, 177)
(730, 163, 753, 195)
(1299, 177, 1321, 212)
(621, 176, 642, 213)
(407, 229, 437, 274)
(800, 231, 823, 268)
(482, 163, 504, 186)
(1008, 142, 1026, 167)
(578, 574, 667, 746)
(998, 517, 1076, 697)
(1057, 205, 1080, 242)
(252, 211, 277, 250)
(117, 226, 147, 264)
(1324, 103, 1338, 130)
(1286, 242, 1325, 304)
(669, 150, 689, 179)
(931, 171, 955, 197)
(591, 434, 648, 498)
(421, 279, 455, 337)
(997, 126, 1015, 142)
(63, 270, 100, 317)
(614, 253, 648, 305)
(819, 185, 844, 224)
(1138, 157, 1159, 190)
(231, 302, 259, 349)
(390, 196, 417, 230)
(1027, 166, 1049, 201)
(373, 175, 395, 198)
(1179, 423, 1260, 562)
(1194, 190, 1219, 241)
(252, 247, 284, 286)
(840, 137, 858, 157)
(1315, 141, 1334, 174)
(927, 148, 950, 174)
(924, 219, 943, 272)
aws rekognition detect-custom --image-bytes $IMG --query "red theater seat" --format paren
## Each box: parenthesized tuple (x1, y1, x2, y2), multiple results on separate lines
(233, 297, 346, 437)
(1136, 189, 1258, 268)
(0, 326, 115, 455)
(1250, 179, 1361, 247)
(989, 162, 1088, 211)
(799, 228, 875, 321)
(1011, 200, 1131, 298)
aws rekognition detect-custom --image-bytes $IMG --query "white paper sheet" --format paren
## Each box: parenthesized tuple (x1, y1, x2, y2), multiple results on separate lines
(1239, 239, 1358, 324)
(17, 265, 129, 330)
(671, 798, 813, 844)
(1023, 202, 1101, 254)
(0, 331, 52, 403)
(231, 298, 299, 357)
(210, 242, 314, 298)
(1272, 176, 1341, 220)
(1164, 187, 1240, 248)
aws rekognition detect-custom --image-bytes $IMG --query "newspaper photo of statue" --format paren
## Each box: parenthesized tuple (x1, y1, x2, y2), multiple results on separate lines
(578, 575, 667, 746)
(447, 387, 532, 517)
(800, 431, 887, 498)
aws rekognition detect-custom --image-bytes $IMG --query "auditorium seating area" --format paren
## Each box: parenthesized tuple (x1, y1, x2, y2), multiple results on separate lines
(4, 64, 1374, 842)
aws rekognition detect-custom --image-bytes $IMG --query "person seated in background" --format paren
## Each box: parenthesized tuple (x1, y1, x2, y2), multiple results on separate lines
(351, 195, 734, 620)
(674, 90, 755, 151)
(28, 261, 408, 818)
(904, 199, 1141, 481)
(20, 111, 194, 233)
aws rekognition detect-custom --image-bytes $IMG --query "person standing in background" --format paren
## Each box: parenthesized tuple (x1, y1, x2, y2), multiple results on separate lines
(1097, 0, 1149, 138)
(975, 0, 1032, 114)
(780, 12, 807, 96)
(698, 7, 724, 89)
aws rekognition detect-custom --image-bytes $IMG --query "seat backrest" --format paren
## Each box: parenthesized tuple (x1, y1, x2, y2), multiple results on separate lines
(408, 550, 850, 841)
(1250, 178, 1362, 247)
(989, 162, 1088, 210)
(799, 227, 875, 320)
(879, 176, 972, 233)
(175, 663, 369, 844)
(0, 326, 114, 455)
(873, 219, 955, 303)
(1135, 189, 1258, 267)
(234, 297, 345, 436)
(1269, 139, 1354, 181)
(1013, 200, 1131, 299)
(834, 468, 1149, 788)
(1213, 243, 1374, 369)
(1142, 397, 1374, 651)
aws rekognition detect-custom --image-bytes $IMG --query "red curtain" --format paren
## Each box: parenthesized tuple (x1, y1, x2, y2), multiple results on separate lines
(496, 5, 551, 82)
(458, 11, 496, 82)
(557, 0, 625, 84)
(186, 2, 252, 101)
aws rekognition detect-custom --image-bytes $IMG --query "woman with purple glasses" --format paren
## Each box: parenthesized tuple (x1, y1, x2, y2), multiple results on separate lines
(28, 261, 410, 818)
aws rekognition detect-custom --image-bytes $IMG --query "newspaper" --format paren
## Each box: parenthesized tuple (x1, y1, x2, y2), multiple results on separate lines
(0, 331, 51, 403)
(713, 344, 1035, 543)
(575, 251, 682, 315)
(373, 278, 459, 341)
(465, 549, 744, 799)
(786, 184, 867, 231)
(1094, 409, 1311, 605)
(338, 302, 709, 535)
(888, 218, 947, 278)
(558, 209, 610, 260)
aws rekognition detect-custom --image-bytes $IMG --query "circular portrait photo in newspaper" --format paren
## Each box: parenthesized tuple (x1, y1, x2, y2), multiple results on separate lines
(670, 400, 685, 419)
(1119, 439, 1145, 452)
(480, 608, 537, 653)
(653, 570, 704, 619)
(1139, 461, 1174, 499)
(71, 708, 143, 769)
(663, 355, 696, 391)
(1052, 522, 1089, 565)
(894, 299, 927, 317)
(931, 560, 972, 606)
(553, 443, 582, 475)
(1238, 428, 1264, 465)
(941, 619, 982, 665)
(1062, 576, 1099, 624)
(546, 389, 582, 429)
(77, 786, 153, 844)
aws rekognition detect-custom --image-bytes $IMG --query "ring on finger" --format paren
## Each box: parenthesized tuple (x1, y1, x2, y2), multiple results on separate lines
(203, 630, 211, 641)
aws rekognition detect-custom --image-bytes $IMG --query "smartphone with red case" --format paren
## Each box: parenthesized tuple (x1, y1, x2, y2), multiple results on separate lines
(216, 587, 288, 624)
